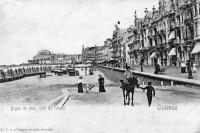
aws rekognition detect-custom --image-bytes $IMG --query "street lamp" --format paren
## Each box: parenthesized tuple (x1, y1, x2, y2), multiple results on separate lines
(188, 53, 193, 79)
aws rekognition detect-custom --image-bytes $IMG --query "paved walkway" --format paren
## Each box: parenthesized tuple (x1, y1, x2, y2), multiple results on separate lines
(132, 65, 200, 80)
(0, 71, 200, 133)
(64, 70, 200, 106)
(63, 71, 200, 133)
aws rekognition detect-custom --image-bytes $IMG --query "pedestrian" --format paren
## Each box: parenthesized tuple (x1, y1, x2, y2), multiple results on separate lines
(98, 74, 106, 92)
(140, 82, 155, 107)
(186, 60, 191, 73)
(154, 60, 160, 74)
(180, 61, 186, 73)
(125, 63, 128, 69)
(85, 67, 87, 76)
(192, 63, 197, 73)
(77, 76, 83, 93)
(0, 69, 4, 79)
(140, 58, 144, 72)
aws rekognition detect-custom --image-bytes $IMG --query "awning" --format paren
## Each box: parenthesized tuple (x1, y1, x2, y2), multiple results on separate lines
(150, 52, 157, 58)
(168, 48, 176, 56)
(86, 60, 93, 63)
(168, 31, 175, 40)
(191, 43, 200, 54)
(108, 59, 118, 63)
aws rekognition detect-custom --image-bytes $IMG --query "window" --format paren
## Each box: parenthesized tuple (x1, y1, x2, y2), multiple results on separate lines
(199, 4, 200, 15)
(195, 22, 198, 36)
(195, 5, 198, 16)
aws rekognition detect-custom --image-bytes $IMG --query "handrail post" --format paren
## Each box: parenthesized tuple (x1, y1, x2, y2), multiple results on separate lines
(171, 81, 174, 89)
(161, 81, 163, 90)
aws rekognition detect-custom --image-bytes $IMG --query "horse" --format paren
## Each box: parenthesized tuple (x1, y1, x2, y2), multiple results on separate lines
(120, 77, 139, 106)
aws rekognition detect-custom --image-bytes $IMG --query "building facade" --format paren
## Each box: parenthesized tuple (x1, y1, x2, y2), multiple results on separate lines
(28, 50, 82, 65)
(127, 0, 200, 66)
(82, 0, 200, 67)
(82, 46, 97, 64)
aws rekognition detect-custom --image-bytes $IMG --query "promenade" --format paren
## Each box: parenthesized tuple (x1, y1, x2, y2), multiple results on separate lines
(0, 70, 200, 133)
(133, 65, 200, 80)
(1, 68, 200, 105)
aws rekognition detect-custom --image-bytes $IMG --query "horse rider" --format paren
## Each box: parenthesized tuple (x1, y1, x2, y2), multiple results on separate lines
(124, 66, 133, 85)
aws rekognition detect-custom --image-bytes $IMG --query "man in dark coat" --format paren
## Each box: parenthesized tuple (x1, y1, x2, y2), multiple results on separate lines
(98, 75, 106, 92)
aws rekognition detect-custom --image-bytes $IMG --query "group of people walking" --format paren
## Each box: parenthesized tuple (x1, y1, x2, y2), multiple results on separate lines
(180, 60, 197, 73)
(77, 65, 156, 107)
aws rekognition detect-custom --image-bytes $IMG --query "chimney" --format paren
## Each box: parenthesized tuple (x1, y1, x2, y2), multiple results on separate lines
(134, 11, 137, 25)
(152, 5, 156, 14)
(144, 8, 148, 15)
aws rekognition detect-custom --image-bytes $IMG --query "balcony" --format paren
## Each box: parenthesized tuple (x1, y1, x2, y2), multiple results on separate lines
(147, 35, 153, 39)
(127, 39, 139, 47)
(184, 17, 193, 25)
(168, 39, 182, 46)
(128, 50, 136, 55)
(168, 39, 175, 46)
(128, 51, 133, 55)
(158, 29, 166, 35)
(148, 45, 156, 50)
(184, 36, 194, 42)
(174, 22, 181, 28)
(157, 43, 166, 48)
(112, 52, 121, 58)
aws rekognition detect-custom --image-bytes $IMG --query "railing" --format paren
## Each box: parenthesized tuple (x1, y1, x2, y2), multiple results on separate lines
(96, 65, 200, 89)
(0, 66, 51, 83)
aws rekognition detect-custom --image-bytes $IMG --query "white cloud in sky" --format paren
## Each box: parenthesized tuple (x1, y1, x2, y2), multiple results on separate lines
(0, 0, 158, 65)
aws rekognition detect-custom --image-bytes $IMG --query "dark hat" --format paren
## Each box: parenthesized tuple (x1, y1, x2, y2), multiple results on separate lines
(148, 82, 152, 85)
(126, 66, 131, 70)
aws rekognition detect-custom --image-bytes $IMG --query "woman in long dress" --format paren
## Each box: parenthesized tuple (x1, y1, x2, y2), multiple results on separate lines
(77, 76, 83, 93)
(98, 75, 106, 92)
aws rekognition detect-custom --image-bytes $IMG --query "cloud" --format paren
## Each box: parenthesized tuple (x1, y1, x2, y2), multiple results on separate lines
(0, 0, 158, 65)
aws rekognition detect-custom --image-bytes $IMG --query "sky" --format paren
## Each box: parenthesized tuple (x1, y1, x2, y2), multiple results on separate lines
(0, 0, 158, 65)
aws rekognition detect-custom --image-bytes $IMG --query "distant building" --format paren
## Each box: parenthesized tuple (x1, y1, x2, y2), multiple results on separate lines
(96, 46, 104, 63)
(82, 46, 97, 63)
(103, 39, 112, 62)
(28, 50, 81, 65)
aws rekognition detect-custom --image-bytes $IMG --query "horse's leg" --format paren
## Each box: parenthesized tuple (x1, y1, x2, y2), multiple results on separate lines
(131, 91, 134, 106)
(122, 89, 126, 105)
(126, 90, 128, 100)
(126, 86, 129, 101)
(126, 91, 130, 105)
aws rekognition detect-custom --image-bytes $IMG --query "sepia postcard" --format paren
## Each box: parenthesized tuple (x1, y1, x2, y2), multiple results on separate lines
(0, 0, 200, 133)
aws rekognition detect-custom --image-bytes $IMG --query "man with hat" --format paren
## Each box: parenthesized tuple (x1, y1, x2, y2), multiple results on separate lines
(140, 82, 155, 107)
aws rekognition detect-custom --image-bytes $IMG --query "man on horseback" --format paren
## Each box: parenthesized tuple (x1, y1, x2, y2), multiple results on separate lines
(120, 66, 138, 106)
(124, 66, 133, 85)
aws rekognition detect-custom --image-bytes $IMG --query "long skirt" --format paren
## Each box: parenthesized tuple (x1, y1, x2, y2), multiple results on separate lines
(78, 83, 83, 93)
(99, 85, 106, 92)
(181, 67, 186, 73)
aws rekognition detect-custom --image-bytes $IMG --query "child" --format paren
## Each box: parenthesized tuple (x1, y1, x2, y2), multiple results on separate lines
(77, 76, 83, 93)
(140, 82, 155, 107)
